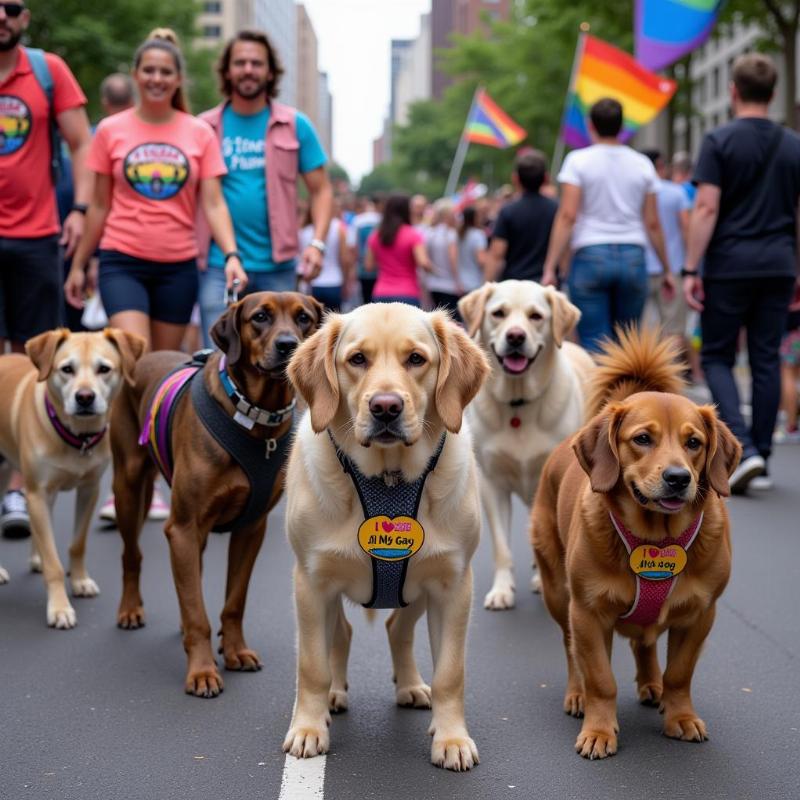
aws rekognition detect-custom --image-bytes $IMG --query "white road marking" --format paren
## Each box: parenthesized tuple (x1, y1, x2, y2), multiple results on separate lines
(278, 754, 326, 799)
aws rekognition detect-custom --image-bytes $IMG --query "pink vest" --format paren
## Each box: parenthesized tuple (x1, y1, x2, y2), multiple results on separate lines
(196, 101, 300, 266)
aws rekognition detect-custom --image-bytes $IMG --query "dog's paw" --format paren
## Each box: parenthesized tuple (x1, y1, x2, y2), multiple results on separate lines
(29, 553, 42, 573)
(638, 682, 663, 707)
(0, 565, 9, 584)
(117, 606, 145, 629)
(483, 585, 515, 610)
(283, 723, 330, 758)
(431, 735, 479, 772)
(223, 647, 262, 672)
(563, 691, 585, 717)
(185, 666, 224, 698)
(329, 688, 348, 713)
(575, 727, 618, 760)
(71, 576, 100, 597)
(663, 713, 708, 742)
(530, 571, 542, 594)
(396, 682, 431, 709)
(47, 603, 77, 630)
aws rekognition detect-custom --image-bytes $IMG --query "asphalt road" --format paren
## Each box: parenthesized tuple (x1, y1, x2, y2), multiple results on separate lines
(1, 443, 798, 800)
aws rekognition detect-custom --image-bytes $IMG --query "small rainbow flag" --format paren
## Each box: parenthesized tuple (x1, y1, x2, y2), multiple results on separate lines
(636, 0, 722, 72)
(464, 88, 526, 149)
(562, 35, 677, 149)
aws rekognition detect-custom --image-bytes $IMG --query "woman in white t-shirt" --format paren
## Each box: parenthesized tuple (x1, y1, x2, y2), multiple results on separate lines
(425, 199, 464, 313)
(541, 98, 674, 353)
(299, 204, 352, 311)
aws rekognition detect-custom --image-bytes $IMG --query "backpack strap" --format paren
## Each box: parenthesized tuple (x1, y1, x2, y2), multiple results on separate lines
(24, 47, 61, 184)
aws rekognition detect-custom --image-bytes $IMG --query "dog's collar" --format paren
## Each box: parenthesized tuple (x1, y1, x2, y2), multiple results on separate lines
(218, 355, 296, 430)
(44, 393, 107, 455)
(610, 511, 703, 627)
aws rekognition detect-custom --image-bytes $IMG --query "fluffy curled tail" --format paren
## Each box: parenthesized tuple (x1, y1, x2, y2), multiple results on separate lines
(585, 326, 686, 418)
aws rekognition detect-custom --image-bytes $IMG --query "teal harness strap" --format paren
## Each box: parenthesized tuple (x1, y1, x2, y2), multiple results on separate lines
(24, 47, 63, 184)
(328, 433, 446, 609)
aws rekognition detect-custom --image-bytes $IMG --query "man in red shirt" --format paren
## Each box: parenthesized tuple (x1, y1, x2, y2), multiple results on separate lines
(0, 0, 92, 537)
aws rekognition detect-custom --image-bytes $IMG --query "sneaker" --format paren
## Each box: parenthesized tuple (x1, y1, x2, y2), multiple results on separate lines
(1, 490, 31, 539)
(774, 426, 800, 444)
(750, 468, 774, 491)
(729, 454, 766, 495)
(98, 494, 117, 524)
(147, 486, 170, 521)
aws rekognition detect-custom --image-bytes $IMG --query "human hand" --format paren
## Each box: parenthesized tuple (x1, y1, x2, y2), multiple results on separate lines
(59, 210, 84, 259)
(64, 266, 87, 309)
(661, 272, 676, 301)
(789, 277, 800, 311)
(541, 268, 558, 287)
(300, 245, 323, 281)
(683, 275, 704, 312)
(224, 257, 248, 292)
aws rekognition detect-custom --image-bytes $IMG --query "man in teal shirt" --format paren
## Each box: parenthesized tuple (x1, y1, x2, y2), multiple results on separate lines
(198, 30, 332, 344)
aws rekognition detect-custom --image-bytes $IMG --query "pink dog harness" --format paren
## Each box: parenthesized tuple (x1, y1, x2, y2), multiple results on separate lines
(610, 511, 703, 626)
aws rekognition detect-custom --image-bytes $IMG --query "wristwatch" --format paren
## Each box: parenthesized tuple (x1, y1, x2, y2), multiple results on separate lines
(71, 203, 88, 215)
(224, 251, 242, 264)
(309, 238, 327, 255)
(680, 268, 699, 277)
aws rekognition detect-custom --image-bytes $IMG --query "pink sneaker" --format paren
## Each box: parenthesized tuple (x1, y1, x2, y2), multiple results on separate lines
(98, 494, 117, 523)
(147, 486, 170, 521)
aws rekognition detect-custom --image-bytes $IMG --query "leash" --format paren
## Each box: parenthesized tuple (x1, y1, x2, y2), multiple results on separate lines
(44, 393, 107, 455)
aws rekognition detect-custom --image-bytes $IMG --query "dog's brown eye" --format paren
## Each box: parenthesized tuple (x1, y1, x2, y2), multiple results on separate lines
(491, 308, 506, 319)
(252, 311, 270, 324)
(97, 364, 111, 375)
(60, 364, 74, 375)
(297, 312, 311, 325)
(633, 433, 652, 446)
(529, 311, 542, 321)
(686, 436, 702, 450)
(348, 352, 366, 367)
(408, 352, 426, 367)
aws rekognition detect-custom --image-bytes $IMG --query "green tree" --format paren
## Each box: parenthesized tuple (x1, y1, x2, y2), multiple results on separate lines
(328, 161, 351, 188)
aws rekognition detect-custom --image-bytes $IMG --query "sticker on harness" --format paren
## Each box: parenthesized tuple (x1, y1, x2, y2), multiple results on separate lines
(629, 544, 687, 581)
(358, 516, 424, 562)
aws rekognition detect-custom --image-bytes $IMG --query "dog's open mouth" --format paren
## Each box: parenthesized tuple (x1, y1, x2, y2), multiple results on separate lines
(493, 346, 541, 375)
(632, 482, 687, 513)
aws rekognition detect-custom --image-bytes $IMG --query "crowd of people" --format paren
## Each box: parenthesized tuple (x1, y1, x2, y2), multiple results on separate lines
(1, 0, 798, 541)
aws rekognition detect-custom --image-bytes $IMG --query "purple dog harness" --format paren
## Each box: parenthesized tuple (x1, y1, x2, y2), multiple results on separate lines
(45, 393, 107, 455)
(610, 511, 703, 626)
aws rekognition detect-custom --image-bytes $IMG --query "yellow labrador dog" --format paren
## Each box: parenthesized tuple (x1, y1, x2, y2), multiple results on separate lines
(0, 328, 144, 628)
(283, 303, 489, 771)
(458, 280, 594, 610)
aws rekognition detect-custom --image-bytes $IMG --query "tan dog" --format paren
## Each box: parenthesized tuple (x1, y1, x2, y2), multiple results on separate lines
(531, 328, 740, 759)
(458, 280, 594, 609)
(283, 303, 489, 771)
(0, 328, 145, 628)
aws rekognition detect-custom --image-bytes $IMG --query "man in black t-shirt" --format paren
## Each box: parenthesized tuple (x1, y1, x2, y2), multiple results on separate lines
(684, 52, 800, 494)
(486, 149, 558, 282)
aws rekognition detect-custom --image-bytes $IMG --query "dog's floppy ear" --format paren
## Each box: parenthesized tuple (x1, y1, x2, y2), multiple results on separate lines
(573, 404, 626, 492)
(104, 329, 147, 386)
(210, 300, 244, 365)
(288, 315, 343, 432)
(697, 405, 742, 497)
(544, 286, 581, 348)
(300, 294, 326, 330)
(457, 282, 495, 339)
(431, 310, 490, 433)
(25, 328, 70, 382)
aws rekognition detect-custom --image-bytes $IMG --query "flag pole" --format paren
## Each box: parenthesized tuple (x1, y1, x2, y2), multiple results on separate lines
(445, 86, 480, 197)
(551, 25, 589, 178)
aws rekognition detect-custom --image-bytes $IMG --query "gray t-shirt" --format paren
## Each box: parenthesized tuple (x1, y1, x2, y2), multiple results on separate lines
(645, 178, 690, 275)
(426, 223, 459, 293)
(458, 227, 487, 291)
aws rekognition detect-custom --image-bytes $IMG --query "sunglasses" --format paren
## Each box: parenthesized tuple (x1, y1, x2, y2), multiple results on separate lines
(0, 3, 25, 17)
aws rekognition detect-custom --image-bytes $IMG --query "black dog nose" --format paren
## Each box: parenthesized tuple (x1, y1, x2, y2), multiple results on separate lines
(505, 327, 526, 348)
(274, 336, 299, 357)
(663, 467, 691, 491)
(75, 390, 95, 408)
(369, 393, 404, 423)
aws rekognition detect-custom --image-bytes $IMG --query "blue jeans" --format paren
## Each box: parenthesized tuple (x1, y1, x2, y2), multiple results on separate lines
(567, 244, 648, 353)
(198, 266, 298, 348)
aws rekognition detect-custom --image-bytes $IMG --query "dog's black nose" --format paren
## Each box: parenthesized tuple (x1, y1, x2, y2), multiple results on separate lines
(505, 327, 526, 348)
(75, 390, 95, 408)
(369, 393, 404, 423)
(663, 467, 691, 491)
(274, 336, 299, 357)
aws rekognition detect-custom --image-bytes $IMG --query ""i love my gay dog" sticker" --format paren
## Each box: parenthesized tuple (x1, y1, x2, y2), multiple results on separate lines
(358, 516, 425, 562)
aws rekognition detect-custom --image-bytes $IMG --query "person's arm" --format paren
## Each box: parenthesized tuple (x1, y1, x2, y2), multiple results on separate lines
(484, 237, 507, 281)
(56, 106, 92, 258)
(682, 183, 720, 312)
(447, 234, 464, 294)
(541, 183, 581, 286)
(643, 193, 675, 298)
(364, 241, 377, 273)
(199, 176, 247, 291)
(413, 242, 433, 272)
(300, 167, 334, 281)
(64, 173, 111, 309)
(338, 223, 355, 297)
(678, 208, 690, 248)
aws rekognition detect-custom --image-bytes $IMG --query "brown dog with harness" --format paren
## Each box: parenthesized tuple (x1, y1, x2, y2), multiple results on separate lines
(109, 291, 322, 697)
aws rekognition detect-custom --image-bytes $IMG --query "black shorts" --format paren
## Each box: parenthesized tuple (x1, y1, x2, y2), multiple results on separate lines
(0, 235, 63, 343)
(98, 249, 198, 325)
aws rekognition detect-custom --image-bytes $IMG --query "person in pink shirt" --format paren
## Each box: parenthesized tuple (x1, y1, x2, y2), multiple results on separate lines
(365, 193, 432, 306)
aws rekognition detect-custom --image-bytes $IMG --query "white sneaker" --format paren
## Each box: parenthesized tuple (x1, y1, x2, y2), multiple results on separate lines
(98, 494, 117, 523)
(1, 490, 31, 539)
(147, 487, 170, 521)
(749, 471, 773, 491)
(729, 454, 765, 495)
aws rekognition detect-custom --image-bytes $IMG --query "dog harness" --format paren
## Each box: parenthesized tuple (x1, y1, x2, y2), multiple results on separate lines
(329, 432, 446, 609)
(44, 393, 107, 455)
(139, 354, 293, 532)
(610, 511, 703, 626)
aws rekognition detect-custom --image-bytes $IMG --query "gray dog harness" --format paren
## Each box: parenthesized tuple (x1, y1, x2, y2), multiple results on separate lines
(328, 432, 446, 609)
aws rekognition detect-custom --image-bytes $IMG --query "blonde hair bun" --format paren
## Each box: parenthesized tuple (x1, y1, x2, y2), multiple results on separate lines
(147, 27, 181, 48)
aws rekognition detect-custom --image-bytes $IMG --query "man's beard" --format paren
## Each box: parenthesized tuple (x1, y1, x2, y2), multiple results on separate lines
(233, 78, 268, 100)
(0, 29, 22, 52)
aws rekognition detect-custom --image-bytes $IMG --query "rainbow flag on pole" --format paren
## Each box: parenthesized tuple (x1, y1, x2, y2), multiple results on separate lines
(464, 88, 526, 149)
(636, 0, 722, 72)
(561, 34, 677, 149)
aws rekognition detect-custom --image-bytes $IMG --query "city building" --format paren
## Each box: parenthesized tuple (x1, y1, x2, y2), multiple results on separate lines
(394, 13, 431, 127)
(318, 70, 333, 159)
(254, 0, 297, 106)
(296, 4, 319, 128)
(197, 0, 254, 47)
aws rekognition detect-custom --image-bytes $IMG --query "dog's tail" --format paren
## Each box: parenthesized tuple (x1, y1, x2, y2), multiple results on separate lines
(585, 326, 686, 418)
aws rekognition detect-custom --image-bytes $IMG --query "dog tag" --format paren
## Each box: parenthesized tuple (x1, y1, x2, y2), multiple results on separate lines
(358, 516, 425, 562)
(629, 544, 687, 581)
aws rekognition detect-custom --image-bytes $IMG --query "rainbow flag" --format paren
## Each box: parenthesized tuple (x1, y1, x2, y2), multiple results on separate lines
(636, 0, 722, 72)
(562, 35, 677, 149)
(464, 88, 526, 149)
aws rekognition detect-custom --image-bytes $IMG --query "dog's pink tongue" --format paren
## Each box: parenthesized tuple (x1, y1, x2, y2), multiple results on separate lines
(659, 497, 685, 511)
(502, 354, 529, 374)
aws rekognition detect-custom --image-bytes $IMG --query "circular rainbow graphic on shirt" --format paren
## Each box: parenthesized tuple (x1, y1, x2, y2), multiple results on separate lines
(123, 142, 189, 200)
(0, 95, 32, 156)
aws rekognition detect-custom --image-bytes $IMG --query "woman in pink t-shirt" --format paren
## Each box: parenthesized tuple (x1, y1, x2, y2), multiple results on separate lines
(365, 194, 432, 306)
(65, 31, 246, 352)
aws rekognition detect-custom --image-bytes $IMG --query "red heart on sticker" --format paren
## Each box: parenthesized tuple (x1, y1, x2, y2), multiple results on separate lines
(649, 548, 660, 558)
(382, 521, 395, 533)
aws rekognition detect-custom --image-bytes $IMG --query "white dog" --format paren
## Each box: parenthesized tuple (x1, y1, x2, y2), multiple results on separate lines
(458, 281, 594, 610)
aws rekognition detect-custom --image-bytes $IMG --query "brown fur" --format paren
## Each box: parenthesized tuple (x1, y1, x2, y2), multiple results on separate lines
(110, 292, 322, 696)
(530, 327, 741, 759)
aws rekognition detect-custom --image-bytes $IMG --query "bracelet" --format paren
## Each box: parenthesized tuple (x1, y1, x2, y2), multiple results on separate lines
(71, 203, 88, 215)
(680, 268, 699, 277)
(309, 238, 327, 255)
(224, 251, 242, 264)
